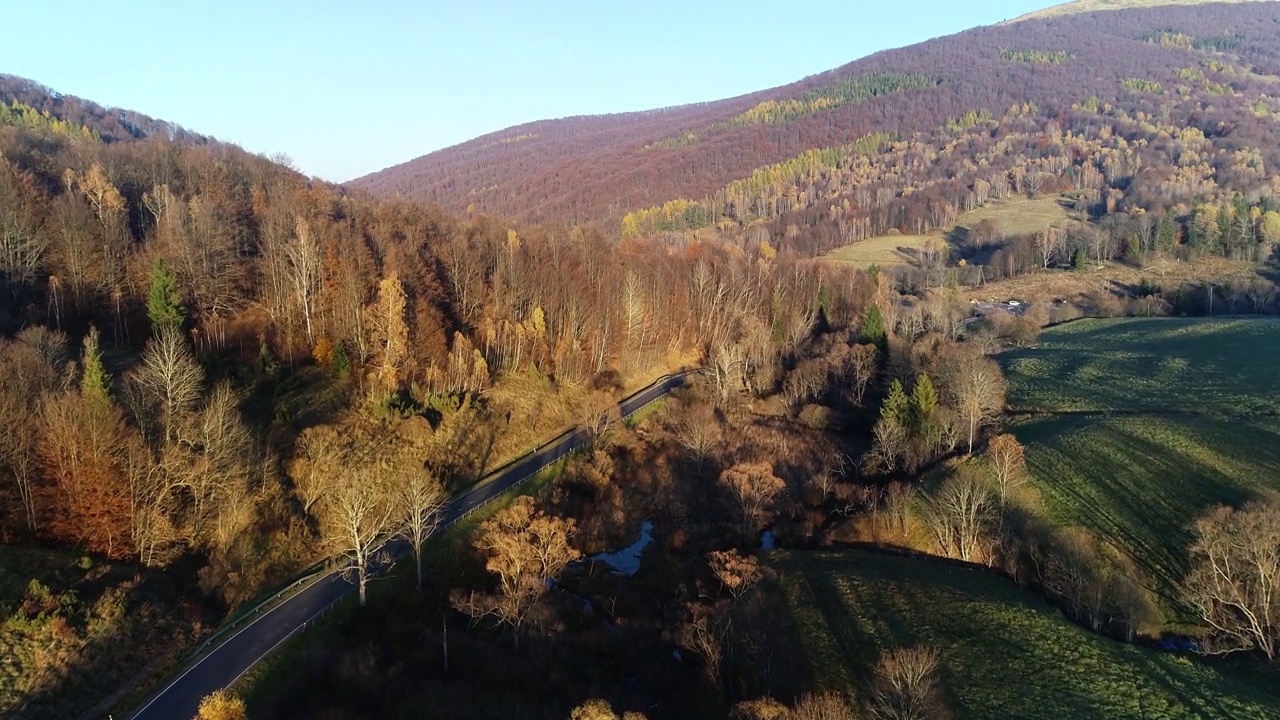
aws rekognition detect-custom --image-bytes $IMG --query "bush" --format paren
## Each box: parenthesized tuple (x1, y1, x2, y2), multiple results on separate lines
(798, 404, 835, 430)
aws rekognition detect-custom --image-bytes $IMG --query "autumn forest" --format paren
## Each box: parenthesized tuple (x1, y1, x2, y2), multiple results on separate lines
(5, 2, 1280, 719)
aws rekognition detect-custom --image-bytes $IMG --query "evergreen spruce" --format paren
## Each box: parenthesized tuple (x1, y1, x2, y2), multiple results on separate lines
(909, 373, 943, 451)
(80, 326, 110, 405)
(909, 373, 939, 430)
(860, 304, 887, 348)
(881, 378, 910, 427)
(146, 258, 185, 331)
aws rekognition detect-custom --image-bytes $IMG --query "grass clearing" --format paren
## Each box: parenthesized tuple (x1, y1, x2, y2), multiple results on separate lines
(954, 195, 1075, 236)
(819, 233, 943, 268)
(817, 196, 1076, 269)
(1001, 317, 1280, 413)
(999, 317, 1280, 629)
(774, 549, 1280, 719)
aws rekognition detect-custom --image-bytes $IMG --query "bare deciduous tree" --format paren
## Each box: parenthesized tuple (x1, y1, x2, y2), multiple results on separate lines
(679, 601, 728, 685)
(286, 216, 321, 345)
(0, 157, 46, 296)
(397, 462, 447, 592)
(939, 349, 1007, 454)
(132, 328, 204, 444)
(708, 550, 763, 601)
(868, 646, 949, 720)
(883, 481, 913, 538)
(577, 390, 622, 447)
(291, 425, 348, 517)
(792, 693, 859, 720)
(782, 357, 827, 414)
(719, 462, 786, 535)
(985, 433, 1027, 514)
(0, 332, 64, 532)
(320, 456, 397, 608)
(175, 382, 254, 548)
(1183, 500, 1280, 662)
(847, 343, 879, 406)
(863, 418, 909, 476)
(674, 403, 724, 474)
(925, 467, 995, 563)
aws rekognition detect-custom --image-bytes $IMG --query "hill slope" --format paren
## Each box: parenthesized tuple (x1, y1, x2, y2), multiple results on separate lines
(775, 549, 1280, 719)
(350, 2, 1280, 228)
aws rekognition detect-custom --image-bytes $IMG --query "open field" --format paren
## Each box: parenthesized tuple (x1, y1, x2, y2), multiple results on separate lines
(819, 232, 943, 268)
(1001, 317, 1280, 414)
(999, 317, 1280, 628)
(817, 196, 1076, 269)
(954, 195, 1076, 236)
(774, 549, 1280, 720)
(962, 255, 1264, 306)
(1014, 414, 1280, 616)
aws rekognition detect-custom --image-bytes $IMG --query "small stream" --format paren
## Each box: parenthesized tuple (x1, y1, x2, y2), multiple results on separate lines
(591, 520, 653, 575)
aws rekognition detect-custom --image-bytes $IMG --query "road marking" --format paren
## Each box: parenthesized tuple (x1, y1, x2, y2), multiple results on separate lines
(128, 568, 340, 712)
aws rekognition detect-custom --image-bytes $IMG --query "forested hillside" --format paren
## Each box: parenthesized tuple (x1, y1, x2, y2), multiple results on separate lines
(0, 69, 884, 718)
(6, 3, 1280, 718)
(352, 2, 1280, 230)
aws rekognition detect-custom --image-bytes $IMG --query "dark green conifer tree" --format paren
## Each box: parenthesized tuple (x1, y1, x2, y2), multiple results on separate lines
(146, 258, 185, 331)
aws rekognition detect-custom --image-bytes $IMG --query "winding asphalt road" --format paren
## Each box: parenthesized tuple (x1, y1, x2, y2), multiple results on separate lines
(127, 373, 686, 720)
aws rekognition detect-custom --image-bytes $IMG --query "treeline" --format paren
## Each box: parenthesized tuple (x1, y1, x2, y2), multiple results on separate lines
(621, 134, 890, 237)
(1141, 29, 1245, 52)
(353, 3, 1280, 228)
(1000, 48, 1074, 64)
(723, 72, 938, 129)
(0, 74, 209, 145)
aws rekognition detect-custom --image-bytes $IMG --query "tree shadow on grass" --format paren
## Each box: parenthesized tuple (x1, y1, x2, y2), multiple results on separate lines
(779, 551, 1280, 720)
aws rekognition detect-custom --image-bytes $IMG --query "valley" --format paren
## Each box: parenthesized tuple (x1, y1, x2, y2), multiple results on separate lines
(1, 0, 1280, 719)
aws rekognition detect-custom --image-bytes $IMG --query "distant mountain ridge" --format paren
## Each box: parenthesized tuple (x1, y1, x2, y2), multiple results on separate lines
(1009, 0, 1275, 23)
(349, 1, 1280, 229)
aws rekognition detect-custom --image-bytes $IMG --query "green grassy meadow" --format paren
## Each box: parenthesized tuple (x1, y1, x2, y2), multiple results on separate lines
(1013, 414, 1280, 614)
(998, 317, 1280, 627)
(774, 549, 1280, 720)
(1001, 317, 1280, 413)
(818, 232, 943, 268)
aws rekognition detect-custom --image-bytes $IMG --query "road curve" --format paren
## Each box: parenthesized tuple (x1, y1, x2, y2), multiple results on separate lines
(127, 372, 686, 720)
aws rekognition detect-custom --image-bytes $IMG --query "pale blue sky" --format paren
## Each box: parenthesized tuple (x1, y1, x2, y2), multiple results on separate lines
(0, 1, 1053, 181)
